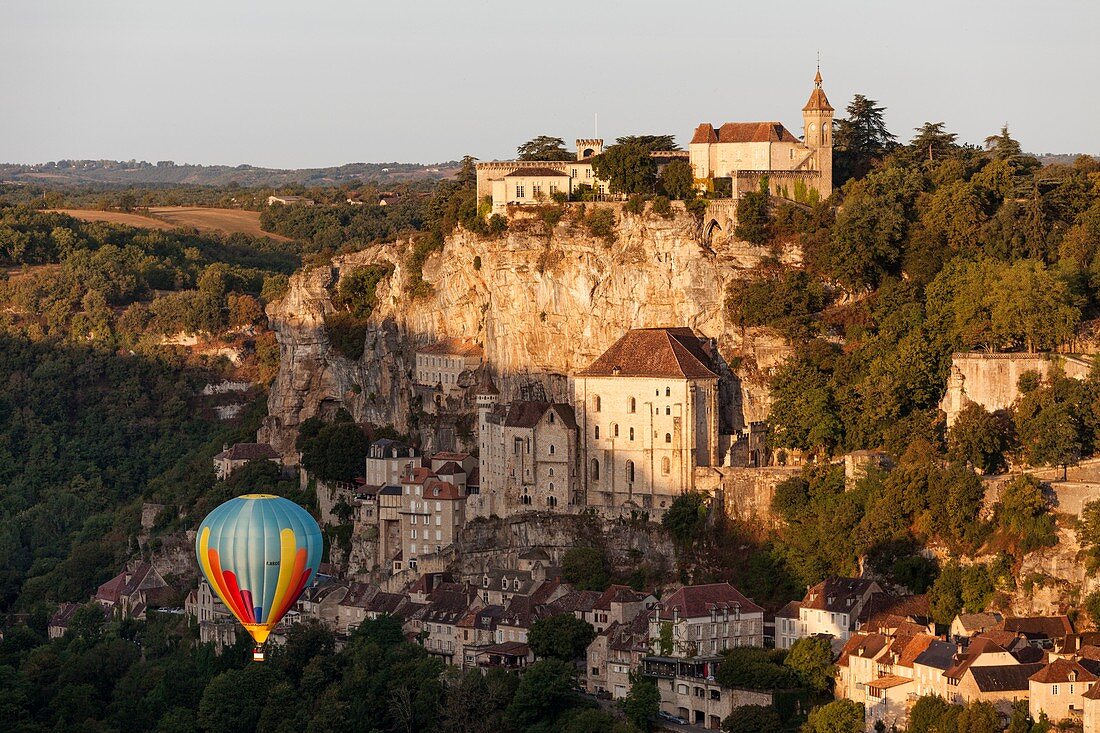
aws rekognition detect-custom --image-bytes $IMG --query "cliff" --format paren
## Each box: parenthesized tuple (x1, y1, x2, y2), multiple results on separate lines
(263, 205, 793, 456)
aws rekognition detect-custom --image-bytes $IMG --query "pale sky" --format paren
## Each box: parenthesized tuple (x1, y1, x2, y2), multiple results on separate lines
(2, 1, 1097, 168)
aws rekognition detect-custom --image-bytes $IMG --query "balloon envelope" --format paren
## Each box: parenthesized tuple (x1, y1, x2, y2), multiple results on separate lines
(195, 494, 322, 645)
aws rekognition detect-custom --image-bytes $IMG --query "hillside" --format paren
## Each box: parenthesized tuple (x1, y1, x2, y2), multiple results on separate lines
(48, 207, 292, 241)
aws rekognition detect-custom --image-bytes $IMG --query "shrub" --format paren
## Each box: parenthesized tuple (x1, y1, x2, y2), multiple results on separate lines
(624, 195, 646, 215)
(488, 214, 508, 235)
(584, 208, 616, 242)
(651, 196, 673, 218)
(561, 546, 610, 591)
(335, 263, 393, 318)
(324, 312, 369, 359)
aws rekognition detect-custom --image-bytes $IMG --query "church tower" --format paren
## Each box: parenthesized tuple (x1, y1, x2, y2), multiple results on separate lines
(802, 67, 834, 197)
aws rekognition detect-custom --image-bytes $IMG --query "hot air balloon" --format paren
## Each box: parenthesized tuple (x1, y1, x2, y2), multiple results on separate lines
(195, 494, 322, 661)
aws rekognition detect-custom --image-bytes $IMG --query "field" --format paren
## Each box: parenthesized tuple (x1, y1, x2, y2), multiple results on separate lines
(48, 206, 292, 241)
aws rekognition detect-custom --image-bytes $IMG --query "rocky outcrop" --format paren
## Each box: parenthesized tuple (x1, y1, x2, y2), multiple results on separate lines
(265, 207, 793, 455)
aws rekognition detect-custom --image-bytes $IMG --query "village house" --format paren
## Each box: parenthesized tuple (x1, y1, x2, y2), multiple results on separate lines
(48, 602, 109, 639)
(650, 583, 764, 657)
(643, 655, 773, 730)
(789, 577, 883, 650)
(266, 194, 314, 206)
(408, 581, 482, 666)
(213, 442, 281, 480)
(414, 338, 483, 396)
(475, 388, 581, 518)
(1030, 658, 1099, 724)
(572, 328, 721, 517)
(95, 561, 173, 619)
(951, 612, 1004, 641)
(398, 466, 468, 571)
(998, 615, 1075, 650)
(364, 438, 421, 486)
(836, 631, 939, 730)
(587, 613, 651, 699)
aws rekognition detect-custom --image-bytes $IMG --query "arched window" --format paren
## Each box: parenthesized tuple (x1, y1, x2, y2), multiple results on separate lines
(665, 433, 672, 443)
(548, 495, 558, 508)
(613, 423, 619, 437)
(549, 444, 556, 455)
(665, 406, 671, 415)
(665, 387, 671, 397)
(662, 457, 671, 474)
(549, 481, 555, 492)
(594, 426, 600, 439)
(626, 460, 635, 482)
(630, 397, 636, 413)
(591, 459, 600, 481)
(629, 427, 635, 441)
(593, 395, 601, 412)
(549, 467, 555, 476)
(548, 411, 555, 424)
(521, 494, 532, 505)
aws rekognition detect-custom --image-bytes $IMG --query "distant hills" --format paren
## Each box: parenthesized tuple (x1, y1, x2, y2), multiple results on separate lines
(0, 159, 463, 188)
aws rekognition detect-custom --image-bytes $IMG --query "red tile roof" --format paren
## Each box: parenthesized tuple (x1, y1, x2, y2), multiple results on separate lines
(690, 122, 800, 145)
(655, 583, 763, 620)
(1030, 658, 1099, 684)
(577, 328, 718, 379)
(503, 167, 570, 178)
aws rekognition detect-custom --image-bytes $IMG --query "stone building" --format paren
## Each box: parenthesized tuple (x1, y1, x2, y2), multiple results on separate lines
(397, 467, 467, 572)
(213, 442, 281, 480)
(572, 327, 720, 516)
(475, 387, 580, 518)
(649, 583, 764, 657)
(415, 338, 483, 396)
(364, 438, 421, 486)
(689, 68, 833, 203)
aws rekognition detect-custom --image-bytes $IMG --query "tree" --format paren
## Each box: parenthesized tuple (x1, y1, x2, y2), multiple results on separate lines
(995, 474, 1056, 552)
(659, 160, 695, 200)
(1014, 386, 1083, 468)
(910, 122, 959, 163)
(801, 699, 864, 733)
(735, 176, 772, 246)
(528, 614, 595, 662)
(299, 420, 370, 484)
(833, 94, 897, 182)
(615, 135, 679, 151)
(947, 403, 1011, 474)
(723, 704, 782, 733)
(620, 676, 660, 731)
(662, 491, 708, 544)
(984, 124, 1023, 160)
(198, 666, 275, 733)
(504, 659, 583, 731)
(517, 136, 572, 161)
(592, 144, 657, 195)
(784, 637, 834, 692)
(562, 709, 638, 733)
(562, 547, 610, 591)
(908, 695, 954, 733)
(336, 264, 394, 318)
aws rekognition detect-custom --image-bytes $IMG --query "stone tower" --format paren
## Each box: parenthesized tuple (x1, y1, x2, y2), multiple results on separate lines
(575, 138, 604, 160)
(802, 67, 834, 197)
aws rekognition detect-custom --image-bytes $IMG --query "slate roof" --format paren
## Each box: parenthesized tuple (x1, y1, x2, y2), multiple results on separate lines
(971, 663, 1046, 692)
(503, 402, 578, 430)
(955, 612, 1003, 633)
(1030, 658, 1099, 684)
(369, 438, 416, 459)
(577, 328, 718, 379)
(913, 639, 957, 671)
(655, 583, 763, 620)
(545, 589, 604, 616)
(999, 616, 1074, 640)
(593, 585, 649, 611)
(478, 641, 531, 657)
(801, 577, 878, 614)
(690, 122, 800, 145)
(775, 600, 802, 619)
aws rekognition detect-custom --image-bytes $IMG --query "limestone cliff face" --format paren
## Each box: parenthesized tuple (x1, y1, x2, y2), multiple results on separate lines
(264, 207, 791, 455)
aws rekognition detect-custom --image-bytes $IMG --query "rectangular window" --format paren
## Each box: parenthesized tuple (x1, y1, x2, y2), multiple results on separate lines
(515, 184, 525, 198)
(532, 183, 542, 197)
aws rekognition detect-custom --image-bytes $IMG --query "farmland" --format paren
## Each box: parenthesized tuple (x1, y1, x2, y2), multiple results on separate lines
(47, 206, 292, 240)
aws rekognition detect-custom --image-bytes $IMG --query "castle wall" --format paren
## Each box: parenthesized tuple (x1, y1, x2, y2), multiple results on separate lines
(941, 353, 1093, 426)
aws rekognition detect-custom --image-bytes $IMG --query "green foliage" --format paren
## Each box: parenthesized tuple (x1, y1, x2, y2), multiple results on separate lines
(614, 135, 679, 151)
(650, 196, 673, 218)
(592, 144, 657, 195)
(584, 208, 617, 242)
(561, 546, 611, 591)
(298, 419, 369, 484)
(995, 474, 1057, 553)
(323, 311, 369, 359)
(734, 176, 772, 245)
(833, 94, 897, 184)
(727, 265, 827, 339)
(947, 402, 1012, 473)
(1077, 500, 1100, 570)
(714, 647, 800, 691)
(801, 699, 864, 733)
(723, 704, 783, 733)
(783, 637, 834, 692)
(505, 658, 586, 732)
(927, 562, 1002, 624)
(1084, 590, 1100, 626)
(335, 263, 393, 318)
(662, 491, 709, 544)
(620, 676, 660, 731)
(659, 160, 695, 200)
(517, 136, 573, 161)
(1014, 371, 1086, 467)
(528, 614, 595, 661)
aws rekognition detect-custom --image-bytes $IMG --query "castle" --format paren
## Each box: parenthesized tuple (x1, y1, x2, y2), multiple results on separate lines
(474, 69, 833, 214)
(473, 327, 723, 519)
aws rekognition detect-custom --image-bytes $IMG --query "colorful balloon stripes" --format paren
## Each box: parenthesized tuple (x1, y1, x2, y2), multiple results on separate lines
(195, 494, 322, 649)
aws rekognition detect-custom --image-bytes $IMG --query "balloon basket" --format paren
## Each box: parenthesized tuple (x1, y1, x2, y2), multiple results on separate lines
(252, 646, 265, 663)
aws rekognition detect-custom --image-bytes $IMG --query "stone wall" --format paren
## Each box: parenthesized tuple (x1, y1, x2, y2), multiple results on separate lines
(941, 352, 1092, 426)
(696, 466, 801, 523)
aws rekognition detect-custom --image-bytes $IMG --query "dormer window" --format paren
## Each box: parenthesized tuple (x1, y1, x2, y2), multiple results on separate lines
(502, 578, 508, 590)
(483, 575, 489, 587)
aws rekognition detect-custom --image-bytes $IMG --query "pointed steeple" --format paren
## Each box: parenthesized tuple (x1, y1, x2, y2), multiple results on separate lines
(803, 66, 833, 112)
